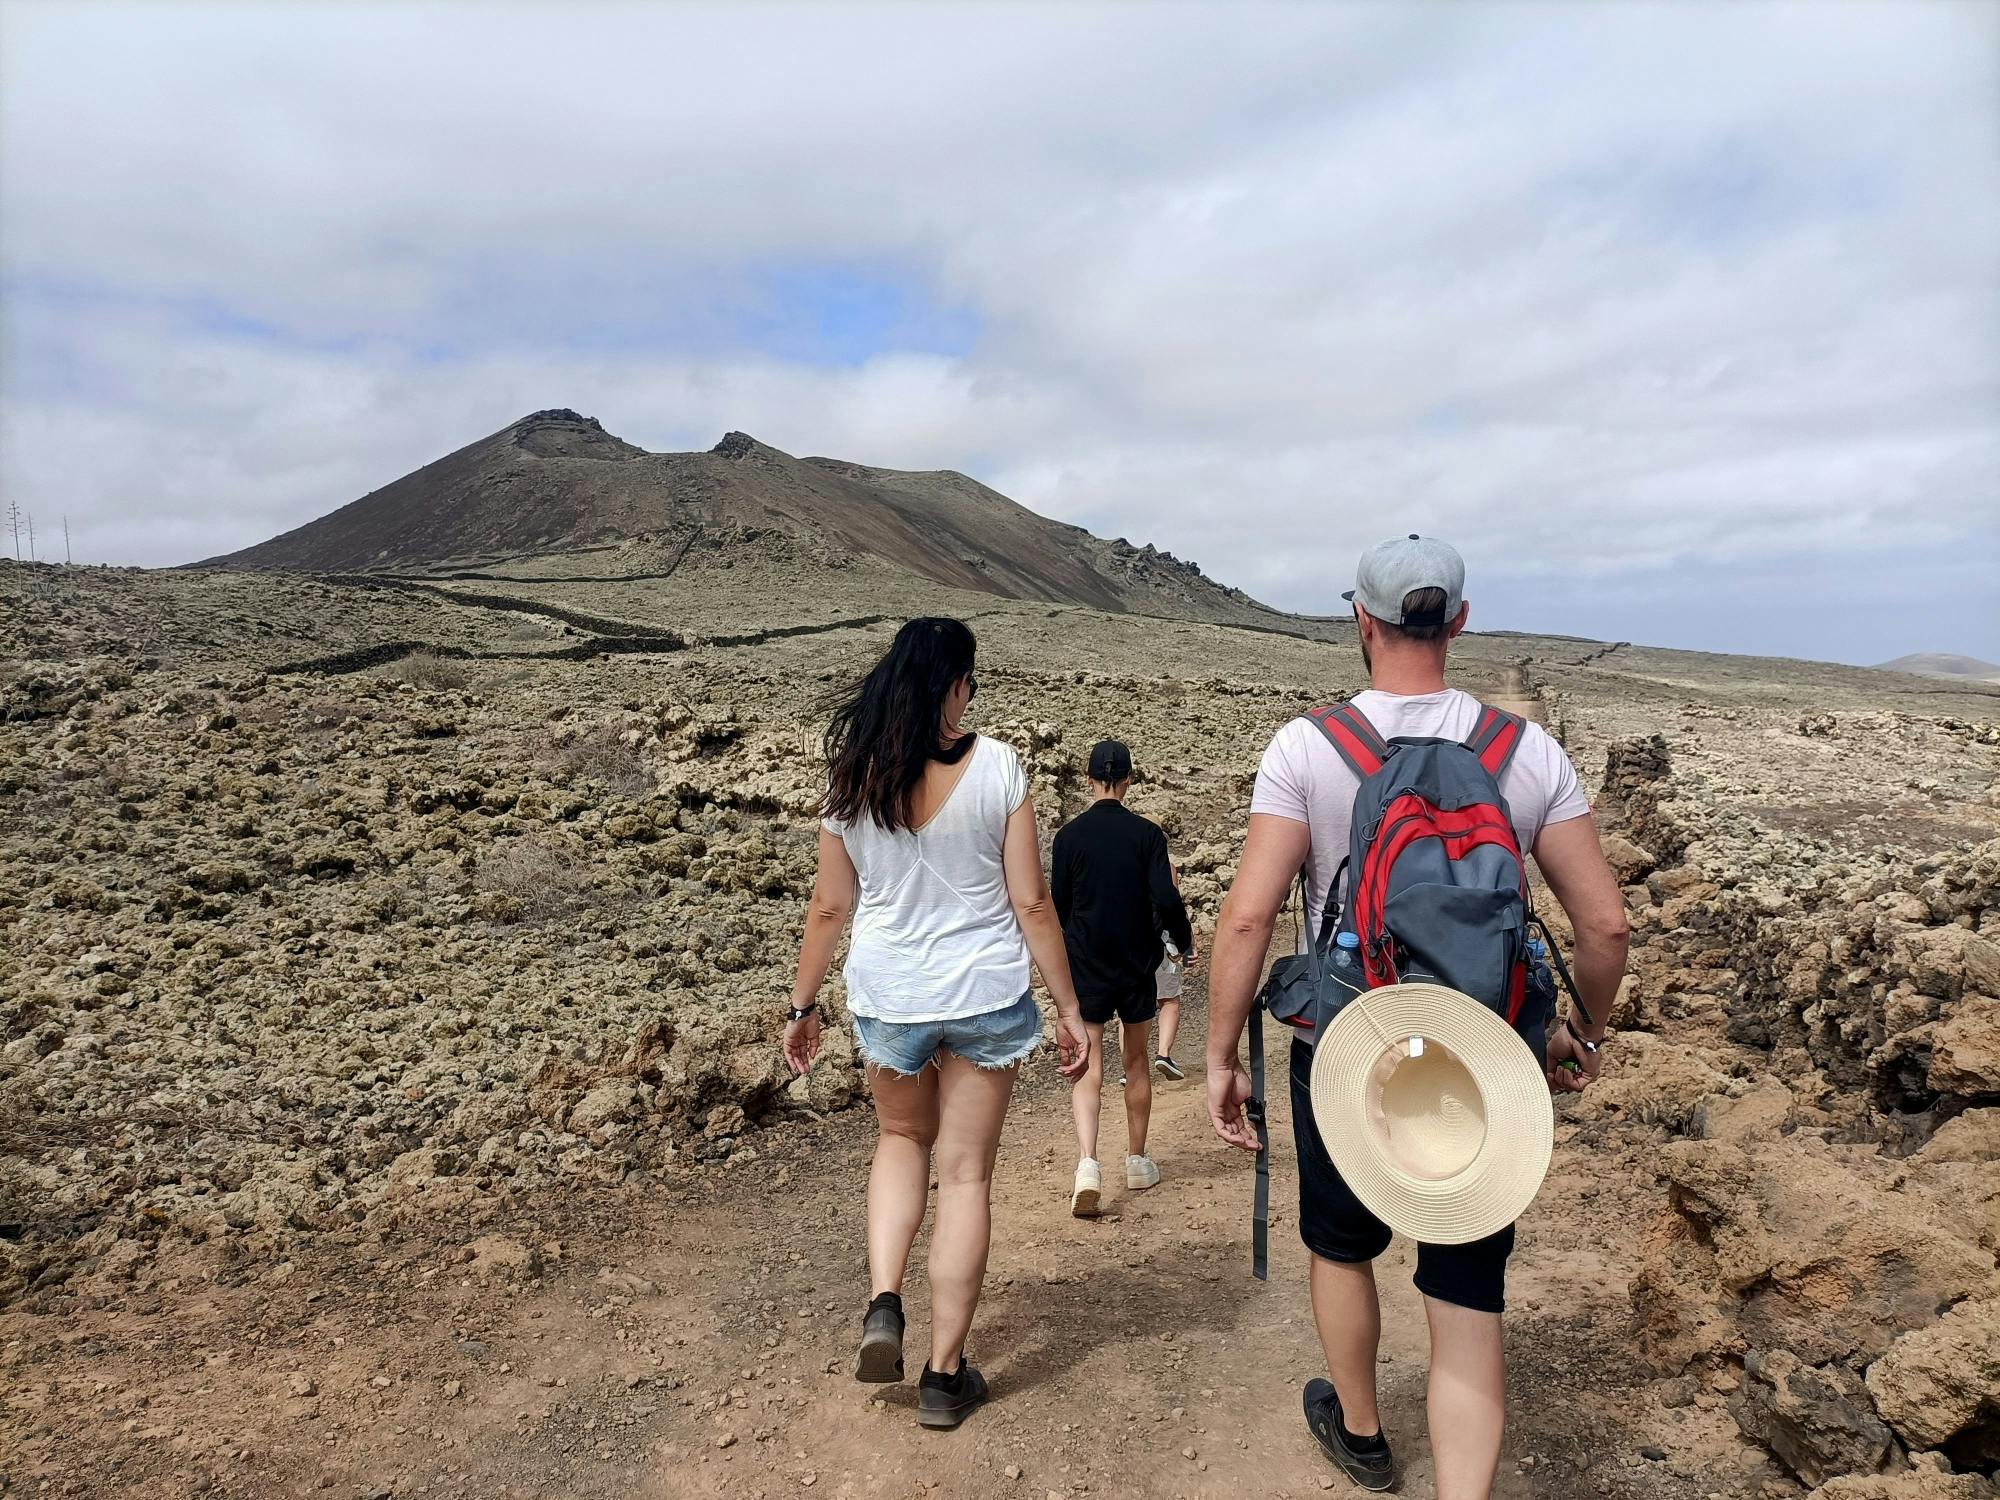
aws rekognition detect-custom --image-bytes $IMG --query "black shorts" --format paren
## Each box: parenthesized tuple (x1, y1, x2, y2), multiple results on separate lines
(1078, 988, 1159, 1026)
(1289, 1038, 1513, 1314)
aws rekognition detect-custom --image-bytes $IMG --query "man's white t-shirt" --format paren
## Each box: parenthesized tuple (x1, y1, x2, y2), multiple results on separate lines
(1250, 689, 1592, 963)
(824, 735, 1032, 1023)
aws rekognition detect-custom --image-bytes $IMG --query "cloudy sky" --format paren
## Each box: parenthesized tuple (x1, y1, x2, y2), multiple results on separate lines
(3, 1, 1996, 665)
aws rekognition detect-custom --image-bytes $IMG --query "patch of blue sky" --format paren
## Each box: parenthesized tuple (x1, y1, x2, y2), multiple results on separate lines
(735, 262, 979, 367)
(4, 257, 981, 371)
(422, 256, 980, 368)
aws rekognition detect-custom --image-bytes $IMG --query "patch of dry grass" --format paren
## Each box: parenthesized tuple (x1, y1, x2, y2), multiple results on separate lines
(473, 836, 597, 923)
(537, 725, 653, 797)
(389, 650, 470, 691)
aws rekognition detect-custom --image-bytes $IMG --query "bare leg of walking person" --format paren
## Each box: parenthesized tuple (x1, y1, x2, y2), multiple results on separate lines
(1310, 1255, 1384, 1434)
(1068, 1022, 1107, 1215)
(1120, 1021, 1153, 1163)
(927, 1052, 1017, 1374)
(1424, 1298, 1505, 1500)
(865, 1063, 940, 1297)
(1154, 998, 1180, 1063)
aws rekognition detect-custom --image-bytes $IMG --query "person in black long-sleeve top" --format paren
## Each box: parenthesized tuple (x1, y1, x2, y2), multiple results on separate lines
(1052, 740, 1196, 1216)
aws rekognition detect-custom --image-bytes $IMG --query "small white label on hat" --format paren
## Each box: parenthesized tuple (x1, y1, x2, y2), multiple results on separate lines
(1409, 1036, 1425, 1057)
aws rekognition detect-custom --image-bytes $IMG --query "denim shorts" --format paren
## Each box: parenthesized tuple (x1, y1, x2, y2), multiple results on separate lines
(850, 993, 1042, 1077)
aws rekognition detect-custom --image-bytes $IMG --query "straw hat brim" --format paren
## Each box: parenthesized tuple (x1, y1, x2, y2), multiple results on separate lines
(1309, 982, 1553, 1246)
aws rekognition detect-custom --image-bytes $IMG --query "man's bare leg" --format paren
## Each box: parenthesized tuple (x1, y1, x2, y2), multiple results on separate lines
(1068, 1021, 1108, 1163)
(1154, 997, 1181, 1060)
(1119, 1020, 1152, 1158)
(1424, 1297, 1505, 1500)
(1310, 1255, 1383, 1435)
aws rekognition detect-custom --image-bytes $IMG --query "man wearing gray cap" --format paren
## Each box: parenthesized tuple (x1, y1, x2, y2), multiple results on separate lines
(1201, 536, 1630, 1496)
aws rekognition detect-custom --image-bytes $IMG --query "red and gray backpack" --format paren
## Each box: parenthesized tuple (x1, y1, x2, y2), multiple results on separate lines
(1314, 699, 1539, 1024)
(1246, 699, 1588, 1278)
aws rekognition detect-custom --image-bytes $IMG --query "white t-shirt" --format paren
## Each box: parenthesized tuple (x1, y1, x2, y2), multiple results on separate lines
(1250, 688, 1592, 956)
(825, 735, 1032, 1022)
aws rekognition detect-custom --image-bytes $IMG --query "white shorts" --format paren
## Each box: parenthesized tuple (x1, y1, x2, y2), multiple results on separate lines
(1155, 935, 1183, 1000)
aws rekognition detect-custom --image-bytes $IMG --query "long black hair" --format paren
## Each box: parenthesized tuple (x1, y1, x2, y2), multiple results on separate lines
(823, 617, 977, 832)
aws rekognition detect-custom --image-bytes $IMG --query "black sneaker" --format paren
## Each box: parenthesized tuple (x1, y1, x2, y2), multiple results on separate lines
(855, 1293, 904, 1383)
(1152, 1054, 1186, 1082)
(916, 1360, 989, 1429)
(1303, 1378, 1394, 1491)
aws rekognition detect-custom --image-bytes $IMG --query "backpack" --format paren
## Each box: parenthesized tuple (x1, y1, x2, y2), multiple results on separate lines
(1244, 700, 1590, 1278)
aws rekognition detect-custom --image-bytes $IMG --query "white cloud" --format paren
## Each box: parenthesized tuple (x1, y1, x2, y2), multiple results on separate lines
(2, 0, 1996, 663)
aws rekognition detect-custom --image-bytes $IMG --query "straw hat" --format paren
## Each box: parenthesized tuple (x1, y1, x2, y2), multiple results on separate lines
(1309, 982, 1553, 1245)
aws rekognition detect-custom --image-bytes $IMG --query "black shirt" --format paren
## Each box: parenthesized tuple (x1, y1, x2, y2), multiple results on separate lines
(1050, 800, 1193, 1004)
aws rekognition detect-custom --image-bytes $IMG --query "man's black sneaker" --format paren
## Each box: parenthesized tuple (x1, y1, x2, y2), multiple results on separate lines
(1152, 1054, 1186, 1082)
(855, 1292, 904, 1383)
(916, 1360, 990, 1429)
(1303, 1378, 1394, 1491)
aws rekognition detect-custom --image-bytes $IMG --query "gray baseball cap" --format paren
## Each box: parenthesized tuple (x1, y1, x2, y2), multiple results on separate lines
(1342, 534, 1465, 627)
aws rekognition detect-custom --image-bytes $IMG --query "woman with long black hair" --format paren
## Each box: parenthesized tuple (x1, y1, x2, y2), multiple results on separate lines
(782, 616, 1089, 1430)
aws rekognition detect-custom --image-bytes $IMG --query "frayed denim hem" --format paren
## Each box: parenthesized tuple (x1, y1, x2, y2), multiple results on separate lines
(853, 1031, 936, 1078)
(954, 1033, 1040, 1071)
(854, 1033, 1041, 1078)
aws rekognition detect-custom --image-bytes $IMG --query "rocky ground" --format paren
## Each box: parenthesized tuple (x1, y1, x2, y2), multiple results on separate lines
(2, 551, 1997, 1499)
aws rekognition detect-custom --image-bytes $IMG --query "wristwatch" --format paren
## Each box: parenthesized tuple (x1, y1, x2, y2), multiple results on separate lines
(786, 1001, 819, 1024)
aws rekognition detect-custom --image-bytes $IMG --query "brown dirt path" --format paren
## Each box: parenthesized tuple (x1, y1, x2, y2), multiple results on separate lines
(4, 992, 1768, 1500)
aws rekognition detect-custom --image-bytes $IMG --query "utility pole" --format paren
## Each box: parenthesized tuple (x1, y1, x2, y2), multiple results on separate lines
(25, 512, 34, 562)
(4, 497, 18, 561)
(64, 515, 71, 565)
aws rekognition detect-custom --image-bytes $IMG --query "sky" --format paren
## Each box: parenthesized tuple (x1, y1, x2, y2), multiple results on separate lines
(2, 1, 1996, 667)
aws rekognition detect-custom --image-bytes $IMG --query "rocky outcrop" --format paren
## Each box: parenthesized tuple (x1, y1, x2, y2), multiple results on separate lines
(1808, 1469, 1999, 1500)
(1866, 1298, 2000, 1469)
(1599, 726, 2000, 1490)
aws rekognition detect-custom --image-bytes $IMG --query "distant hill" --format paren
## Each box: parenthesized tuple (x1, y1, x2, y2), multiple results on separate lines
(197, 409, 1268, 623)
(1875, 653, 2000, 685)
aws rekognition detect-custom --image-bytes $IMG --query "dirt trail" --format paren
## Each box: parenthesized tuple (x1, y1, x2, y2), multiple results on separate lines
(1487, 662, 1544, 724)
(8, 990, 1747, 1500)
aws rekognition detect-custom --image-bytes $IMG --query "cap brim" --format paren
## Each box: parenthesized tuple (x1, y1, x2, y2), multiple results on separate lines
(1309, 983, 1553, 1245)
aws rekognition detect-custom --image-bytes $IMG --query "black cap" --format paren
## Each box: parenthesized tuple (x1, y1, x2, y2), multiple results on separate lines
(1088, 739, 1133, 783)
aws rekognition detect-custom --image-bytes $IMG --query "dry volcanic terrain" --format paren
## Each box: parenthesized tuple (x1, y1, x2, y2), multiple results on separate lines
(2, 468, 1998, 1499)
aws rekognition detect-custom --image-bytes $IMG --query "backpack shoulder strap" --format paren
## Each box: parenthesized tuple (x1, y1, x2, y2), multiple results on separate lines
(1248, 1001, 1269, 1282)
(1462, 702, 1528, 778)
(1302, 702, 1392, 778)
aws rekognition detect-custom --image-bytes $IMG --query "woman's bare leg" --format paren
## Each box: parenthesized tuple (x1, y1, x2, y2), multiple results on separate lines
(866, 1063, 940, 1297)
(927, 1053, 1018, 1372)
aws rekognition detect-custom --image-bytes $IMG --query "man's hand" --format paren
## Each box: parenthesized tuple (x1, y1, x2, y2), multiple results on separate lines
(1207, 1058, 1260, 1150)
(1545, 1023, 1601, 1093)
(1183, 938, 1203, 969)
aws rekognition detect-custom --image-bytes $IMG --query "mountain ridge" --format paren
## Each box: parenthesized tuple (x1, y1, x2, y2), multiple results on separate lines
(1875, 652, 2000, 684)
(197, 410, 1265, 624)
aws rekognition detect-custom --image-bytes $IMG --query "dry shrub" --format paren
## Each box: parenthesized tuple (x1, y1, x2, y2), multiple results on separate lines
(474, 837, 596, 923)
(539, 725, 653, 797)
(390, 650, 469, 691)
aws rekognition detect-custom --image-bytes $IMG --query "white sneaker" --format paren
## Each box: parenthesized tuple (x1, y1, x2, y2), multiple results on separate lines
(1126, 1155, 1161, 1191)
(1072, 1159, 1103, 1218)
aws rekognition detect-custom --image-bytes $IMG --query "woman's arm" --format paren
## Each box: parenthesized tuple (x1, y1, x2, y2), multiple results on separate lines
(783, 829, 858, 1075)
(1001, 796, 1090, 1079)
